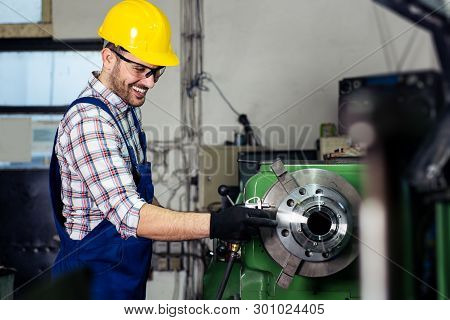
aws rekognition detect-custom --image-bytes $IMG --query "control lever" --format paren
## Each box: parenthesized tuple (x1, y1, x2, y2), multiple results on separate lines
(218, 185, 235, 206)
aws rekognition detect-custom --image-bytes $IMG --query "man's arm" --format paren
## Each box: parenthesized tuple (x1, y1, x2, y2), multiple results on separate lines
(136, 204, 210, 241)
(137, 204, 278, 241)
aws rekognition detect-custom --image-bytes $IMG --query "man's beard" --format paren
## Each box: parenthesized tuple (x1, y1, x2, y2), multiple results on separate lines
(110, 63, 145, 107)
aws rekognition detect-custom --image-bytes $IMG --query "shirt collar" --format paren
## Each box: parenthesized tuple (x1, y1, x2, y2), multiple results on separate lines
(89, 71, 130, 114)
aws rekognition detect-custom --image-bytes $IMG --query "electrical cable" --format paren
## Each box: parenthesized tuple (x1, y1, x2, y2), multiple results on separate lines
(186, 71, 264, 146)
(187, 72, 240, 116)
(205, 76, 241, 116)
(186, 72, 262, 146)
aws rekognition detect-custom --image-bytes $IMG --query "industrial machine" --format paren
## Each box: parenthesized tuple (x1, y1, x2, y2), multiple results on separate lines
(204, 159, 365, 299)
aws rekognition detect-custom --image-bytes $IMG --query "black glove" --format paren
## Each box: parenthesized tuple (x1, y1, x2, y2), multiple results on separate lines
(210, 206, 278, 241)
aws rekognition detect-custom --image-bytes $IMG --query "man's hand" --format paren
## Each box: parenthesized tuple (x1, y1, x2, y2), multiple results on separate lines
(210, 206, 278, 241)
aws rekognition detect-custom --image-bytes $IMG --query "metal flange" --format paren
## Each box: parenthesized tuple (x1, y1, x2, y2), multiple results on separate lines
(260, 166, 360, 281)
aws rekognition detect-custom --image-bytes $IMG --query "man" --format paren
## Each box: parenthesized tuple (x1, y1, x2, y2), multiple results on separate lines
(49, 0, 276, 299)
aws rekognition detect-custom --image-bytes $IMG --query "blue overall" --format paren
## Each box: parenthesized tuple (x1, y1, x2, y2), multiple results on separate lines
(49, 97, 154, 299)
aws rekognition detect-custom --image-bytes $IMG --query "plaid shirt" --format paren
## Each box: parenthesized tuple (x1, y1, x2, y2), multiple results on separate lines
(55, 72, 147, 240)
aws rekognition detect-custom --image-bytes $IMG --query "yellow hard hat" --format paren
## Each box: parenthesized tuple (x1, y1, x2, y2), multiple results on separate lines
(98, 0, 179, 67)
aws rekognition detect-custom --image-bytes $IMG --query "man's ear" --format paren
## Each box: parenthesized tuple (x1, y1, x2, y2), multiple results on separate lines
(101, 48, 116, 71)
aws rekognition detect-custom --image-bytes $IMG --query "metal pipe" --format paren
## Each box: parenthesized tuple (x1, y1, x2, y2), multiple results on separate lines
(215, 243, 240, 300)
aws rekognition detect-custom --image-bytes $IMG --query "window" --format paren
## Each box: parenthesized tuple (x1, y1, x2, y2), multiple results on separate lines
(0, 0, 43, 24)
(0, 0, 51, 38)
(0, 36, 102, 166)
(0, 0, 103, 166)
(0, 50, 102, 106)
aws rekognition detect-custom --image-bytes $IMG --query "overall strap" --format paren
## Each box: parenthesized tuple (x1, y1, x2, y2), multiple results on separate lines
(129, 107, 147, 162)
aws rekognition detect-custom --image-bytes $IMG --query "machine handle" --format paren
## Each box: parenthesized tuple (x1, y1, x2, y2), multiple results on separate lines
(218, 185, 235, 206)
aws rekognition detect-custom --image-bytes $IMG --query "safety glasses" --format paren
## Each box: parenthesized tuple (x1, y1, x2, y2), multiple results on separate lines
(111, 49, 166, 80)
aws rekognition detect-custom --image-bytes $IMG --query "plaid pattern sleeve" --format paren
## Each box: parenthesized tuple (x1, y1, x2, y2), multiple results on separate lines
(57, 105, 146, 240)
